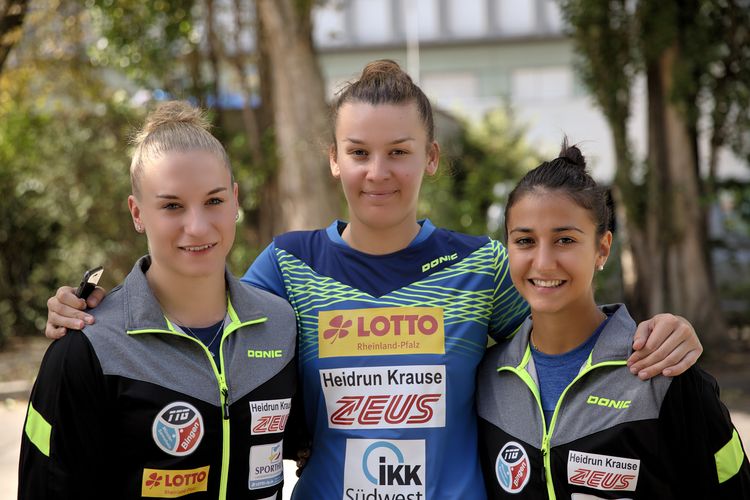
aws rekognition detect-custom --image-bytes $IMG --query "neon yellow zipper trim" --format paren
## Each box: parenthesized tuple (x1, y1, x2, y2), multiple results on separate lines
(127, 298, 268, 500)
(498, 347, 628, 499)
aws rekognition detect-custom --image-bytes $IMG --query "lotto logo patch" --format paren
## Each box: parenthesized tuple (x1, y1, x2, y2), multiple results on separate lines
(320, 366, 446, 429)
(249, 398, 291, 435)
(495, 441, 530, 493)
(567, 450, 640, 492)
(141, 466, 209, 498)
(343, 439, 426, 499)
(318, 307, 445, 358)
(152, 402, 204, 457)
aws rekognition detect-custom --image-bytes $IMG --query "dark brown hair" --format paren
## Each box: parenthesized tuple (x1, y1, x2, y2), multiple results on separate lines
(331, 59, 434, 152)
(504, 138, 615, 238)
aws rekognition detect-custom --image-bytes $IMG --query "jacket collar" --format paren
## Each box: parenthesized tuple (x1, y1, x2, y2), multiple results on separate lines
(122, 255, 267, 332)
(496, 303, 637, 369)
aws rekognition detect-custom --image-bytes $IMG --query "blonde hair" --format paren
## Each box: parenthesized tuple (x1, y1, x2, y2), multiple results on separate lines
(130, 101, 232, 197)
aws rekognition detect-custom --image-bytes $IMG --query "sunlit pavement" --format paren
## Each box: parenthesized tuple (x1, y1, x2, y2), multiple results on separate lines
(2, 401, 749, 499)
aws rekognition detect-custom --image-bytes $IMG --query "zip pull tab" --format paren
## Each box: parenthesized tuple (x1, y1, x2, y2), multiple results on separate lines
(541, 435, 549, 482)
(222, 387, 230, 420)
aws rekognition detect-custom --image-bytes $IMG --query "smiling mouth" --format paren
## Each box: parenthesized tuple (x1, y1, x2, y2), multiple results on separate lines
(180, 243, 217, 252)
(530, 279, 565, 288)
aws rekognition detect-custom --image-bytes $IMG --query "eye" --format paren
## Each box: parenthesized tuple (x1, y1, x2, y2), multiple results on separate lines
(391, 149, 408, 156)
(162, 202, 182, 210)
(557, 237, 576, 245)
(206, 197, 224, 206)
(513, 237, 534, 247)
(349, 149, 368, 158)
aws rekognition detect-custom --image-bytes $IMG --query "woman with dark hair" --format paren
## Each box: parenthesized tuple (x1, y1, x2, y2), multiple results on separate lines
(477, 142, 750, 498)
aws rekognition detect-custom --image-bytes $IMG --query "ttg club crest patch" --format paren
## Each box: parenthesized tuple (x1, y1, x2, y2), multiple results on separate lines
(152, 402, 204, 456)
(495, 441, 531, 494)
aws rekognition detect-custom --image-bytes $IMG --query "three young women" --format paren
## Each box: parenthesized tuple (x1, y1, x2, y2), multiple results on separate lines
(44, 61, 703, 499)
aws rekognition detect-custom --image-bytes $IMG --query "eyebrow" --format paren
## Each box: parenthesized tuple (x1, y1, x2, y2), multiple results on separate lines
(343, 137, 415, 145)
(155, 187, 227, 199)
(509, 226, 585, 234)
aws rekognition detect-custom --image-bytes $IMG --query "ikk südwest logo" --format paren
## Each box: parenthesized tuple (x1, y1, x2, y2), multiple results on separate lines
(318, 307, 445, 358)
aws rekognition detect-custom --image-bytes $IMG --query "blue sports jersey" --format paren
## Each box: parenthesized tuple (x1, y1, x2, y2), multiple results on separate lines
(242, 220, 529, 499)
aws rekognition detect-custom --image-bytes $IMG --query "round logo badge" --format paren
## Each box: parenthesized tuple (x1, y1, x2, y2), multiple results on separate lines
(152, 402, 204, 456)
(495, 441, 531, 494)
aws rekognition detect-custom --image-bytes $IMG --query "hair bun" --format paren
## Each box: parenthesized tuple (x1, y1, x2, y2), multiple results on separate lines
(558, 137, 586, 169)
(134, 101, 211, 144)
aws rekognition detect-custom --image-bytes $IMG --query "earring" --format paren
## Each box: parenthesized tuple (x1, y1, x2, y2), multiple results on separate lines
(597, 264, 604, 271)
(135, 223, 144, 233)
(235, 213, 240, 222)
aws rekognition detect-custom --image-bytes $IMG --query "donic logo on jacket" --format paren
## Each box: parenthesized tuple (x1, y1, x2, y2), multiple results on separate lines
(152, 402, 204, 456)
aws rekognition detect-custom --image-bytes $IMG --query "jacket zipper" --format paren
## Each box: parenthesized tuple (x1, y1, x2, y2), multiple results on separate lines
(128, 309, 268, 500)
(499, 347, 628, 499)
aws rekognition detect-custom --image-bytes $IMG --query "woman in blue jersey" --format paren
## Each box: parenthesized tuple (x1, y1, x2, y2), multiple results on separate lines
(45, 61, 703, 499)
(476, 143, 749, 498)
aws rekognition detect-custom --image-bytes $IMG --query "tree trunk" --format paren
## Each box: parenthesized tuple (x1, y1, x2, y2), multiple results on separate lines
(256, 0, 340, 231)
(643, 44, 726, 347)
(0, 0, 29, 74)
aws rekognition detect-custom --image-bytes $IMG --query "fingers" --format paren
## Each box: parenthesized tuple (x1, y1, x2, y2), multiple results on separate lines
(295, 448, 311, 477)
(46, 286, 95, 334)
(628, 313, 702, 379)
(44, 322, 67, 340)
(85, 286, 107, 308)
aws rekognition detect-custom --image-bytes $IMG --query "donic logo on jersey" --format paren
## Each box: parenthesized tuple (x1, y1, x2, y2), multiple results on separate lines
(343, 439, 425, 500)
(152, 402, 204, 457)
(318, 307, 445, 358)
(320, 366, 446, 429)
(495, 441, 530, 493)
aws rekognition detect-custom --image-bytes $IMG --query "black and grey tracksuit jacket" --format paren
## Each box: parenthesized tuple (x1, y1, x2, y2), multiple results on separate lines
(477, 304, 750, 499)
(19, 256, 299, 499)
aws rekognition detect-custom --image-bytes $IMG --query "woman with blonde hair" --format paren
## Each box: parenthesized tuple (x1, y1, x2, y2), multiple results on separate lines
(20, 101, 297, 499)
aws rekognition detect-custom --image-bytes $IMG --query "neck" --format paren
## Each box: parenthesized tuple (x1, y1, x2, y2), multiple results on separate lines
(146, 260, 227, 327)
(530, 299, 606, 355)
(342, 217, 421, 255)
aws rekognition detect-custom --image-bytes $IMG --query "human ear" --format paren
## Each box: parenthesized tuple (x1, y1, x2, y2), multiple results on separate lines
(128, 195, 144, 233)
(596, 231, 613, 269)
(329, 144, 340, 179)
(425, 141, 440, 176)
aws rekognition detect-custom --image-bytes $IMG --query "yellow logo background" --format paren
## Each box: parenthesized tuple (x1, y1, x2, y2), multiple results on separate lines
(319, 307, 445, 358)
(141, 466, 209, 498)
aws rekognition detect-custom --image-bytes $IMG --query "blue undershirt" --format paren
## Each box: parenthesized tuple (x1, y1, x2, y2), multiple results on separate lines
(531, 316, 610, 428)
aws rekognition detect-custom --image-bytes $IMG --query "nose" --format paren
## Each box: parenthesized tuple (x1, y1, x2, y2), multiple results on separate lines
(184, 207, 210, 236)
(533, 243, 557, 272)
(365, 154, 391, 182)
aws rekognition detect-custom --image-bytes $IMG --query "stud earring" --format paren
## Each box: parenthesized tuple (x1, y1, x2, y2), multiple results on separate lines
(135, 223, 144, 233)
(597, 264, 604, 271)
(235, 213, 240, 222)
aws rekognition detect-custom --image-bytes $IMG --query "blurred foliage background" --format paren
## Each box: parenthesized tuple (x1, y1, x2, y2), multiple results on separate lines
(1, 0, 748, 353)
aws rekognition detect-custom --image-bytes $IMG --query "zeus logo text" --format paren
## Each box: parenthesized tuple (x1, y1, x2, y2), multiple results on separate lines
(321, 366, 447, 429)
(319, 308, 445, 358)
(331, 394, 441, 426)
(586, 395, 631, 409)
(569, 469, 636, 490)
(421, 253, 458, 272)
